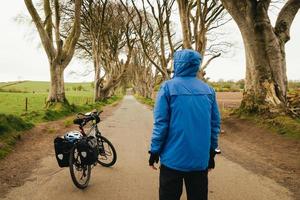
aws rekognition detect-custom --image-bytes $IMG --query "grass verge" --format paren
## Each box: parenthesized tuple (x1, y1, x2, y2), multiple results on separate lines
(134, 94, 155, 108)
(235, 112, 300, 140)
(0, 114, 34, 159)
(0, 95, 123, 159)
(135, 93, 300, 140)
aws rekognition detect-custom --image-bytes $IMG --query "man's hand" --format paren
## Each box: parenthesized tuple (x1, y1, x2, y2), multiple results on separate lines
(208, 149, 221, 171)
(148, 151, 159, 170)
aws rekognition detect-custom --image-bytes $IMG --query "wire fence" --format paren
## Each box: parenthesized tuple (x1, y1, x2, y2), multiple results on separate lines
(23, 97, 95, 111)
(0, 92, 95, 115)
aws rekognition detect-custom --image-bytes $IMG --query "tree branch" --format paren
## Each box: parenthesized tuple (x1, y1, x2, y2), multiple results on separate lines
(61, 0, 82, 67)
(201, 52, 221, 71)
(177, 0, 192, 48)
(120, 0, 168, 77)
(43, 0, 53, 44)
(54, 0, 63, 61)
(24, 0, 55, 60)
(275, 0, 300, 43)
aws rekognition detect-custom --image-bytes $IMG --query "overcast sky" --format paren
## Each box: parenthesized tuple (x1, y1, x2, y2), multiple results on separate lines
(0, 1, 299, 82)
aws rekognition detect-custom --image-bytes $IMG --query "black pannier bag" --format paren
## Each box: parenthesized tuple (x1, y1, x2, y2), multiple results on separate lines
(54, 137, 73, 167)
(77, 136, 99, 165)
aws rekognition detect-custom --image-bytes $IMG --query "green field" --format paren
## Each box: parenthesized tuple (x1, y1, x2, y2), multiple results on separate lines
(0, 81, 95, 115)
(0, 81, 123, 159)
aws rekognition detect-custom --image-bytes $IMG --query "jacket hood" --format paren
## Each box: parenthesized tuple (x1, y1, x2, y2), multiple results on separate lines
(173, 49, 202, 77)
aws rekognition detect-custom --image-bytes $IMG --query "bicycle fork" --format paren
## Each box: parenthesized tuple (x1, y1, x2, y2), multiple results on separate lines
(96, 132, 105, 156)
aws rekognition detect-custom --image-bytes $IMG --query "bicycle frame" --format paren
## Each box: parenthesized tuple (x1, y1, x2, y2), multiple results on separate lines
(79, 123, 102, 138)
(68, 110, 116, 189)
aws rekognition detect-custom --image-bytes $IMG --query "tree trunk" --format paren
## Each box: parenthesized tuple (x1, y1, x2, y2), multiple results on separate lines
(93, 56, 102, 102)
(24, 0, 82, 106)
(98, 86, 111, 101)
(241, 28, 287, 114)
(47, 63, 67, 104)
(177, 0, 192, 49)
(221, 0, 290, 114)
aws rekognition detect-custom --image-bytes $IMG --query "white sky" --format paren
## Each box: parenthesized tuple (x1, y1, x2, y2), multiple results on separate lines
(0, 0, 299, 82)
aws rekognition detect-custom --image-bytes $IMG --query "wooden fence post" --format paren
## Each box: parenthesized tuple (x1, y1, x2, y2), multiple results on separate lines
(25, 97, 28, 112)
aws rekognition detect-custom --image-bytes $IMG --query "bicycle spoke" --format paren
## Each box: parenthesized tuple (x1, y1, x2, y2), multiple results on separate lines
(70, 146, 91, 188)
(97, 136, 117, 167)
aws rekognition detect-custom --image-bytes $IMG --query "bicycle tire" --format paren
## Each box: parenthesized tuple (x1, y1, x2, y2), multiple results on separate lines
(69, 145, 91, 189)
(97, 136, 117, 167)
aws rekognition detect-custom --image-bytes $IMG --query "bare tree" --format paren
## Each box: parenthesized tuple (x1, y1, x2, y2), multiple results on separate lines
(24, 0, 82, 105)
(220, 0, 300, 116)
(129, 46, 159, 98)
(71, 1, 136, 100)
(77, 0, 108, 101)
(121, 0, 179, 81)
(98, 33, 135, 100)
(177, 0, 230, 79)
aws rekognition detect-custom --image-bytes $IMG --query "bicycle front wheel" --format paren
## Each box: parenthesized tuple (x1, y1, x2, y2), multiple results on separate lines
(69, 145, 91, 189)
(97, 136, 117, 167)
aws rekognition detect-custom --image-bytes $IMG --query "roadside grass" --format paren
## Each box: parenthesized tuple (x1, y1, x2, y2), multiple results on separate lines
(0, 114, 34, 159)
(134, 93, 300, 140)
(238, 114, 300, 140)
(63, 118, 74, 128)
(0, 132, 21, 159)
(0, 114, 33, 134)
(219, 108, 234, 119)
(221, 105, 300, 140)
(134, 94, 155, 107)
(0, 94, 123, 159)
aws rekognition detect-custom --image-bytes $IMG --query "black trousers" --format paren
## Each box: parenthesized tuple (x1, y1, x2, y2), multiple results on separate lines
(159, 165, 208, 200)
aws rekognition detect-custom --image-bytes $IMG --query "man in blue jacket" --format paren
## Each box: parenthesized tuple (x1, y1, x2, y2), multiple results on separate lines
(149, 49, 221, 200)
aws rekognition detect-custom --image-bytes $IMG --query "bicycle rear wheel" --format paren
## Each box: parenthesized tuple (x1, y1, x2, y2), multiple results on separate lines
(97, 136, 117, 167)
(69, 145, 91, 189)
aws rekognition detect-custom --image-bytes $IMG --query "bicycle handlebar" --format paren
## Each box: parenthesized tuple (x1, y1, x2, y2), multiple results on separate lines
(77, 113, 85, 117)
(74, 109, 103, 127)
(77, 110, 103, 118)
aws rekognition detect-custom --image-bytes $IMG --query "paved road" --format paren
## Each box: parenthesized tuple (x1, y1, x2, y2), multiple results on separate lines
(2, 96, 294, 200)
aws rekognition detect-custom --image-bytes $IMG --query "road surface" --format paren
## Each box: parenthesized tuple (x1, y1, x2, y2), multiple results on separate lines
(1, 96, 294, 200)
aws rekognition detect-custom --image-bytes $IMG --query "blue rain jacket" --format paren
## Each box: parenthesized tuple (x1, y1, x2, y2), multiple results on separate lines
(150, 49, 221, 172)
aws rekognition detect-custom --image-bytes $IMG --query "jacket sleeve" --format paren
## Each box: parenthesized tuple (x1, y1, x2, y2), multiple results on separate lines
(210, 89, 221, 150)
(150, 83, 170, 154)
